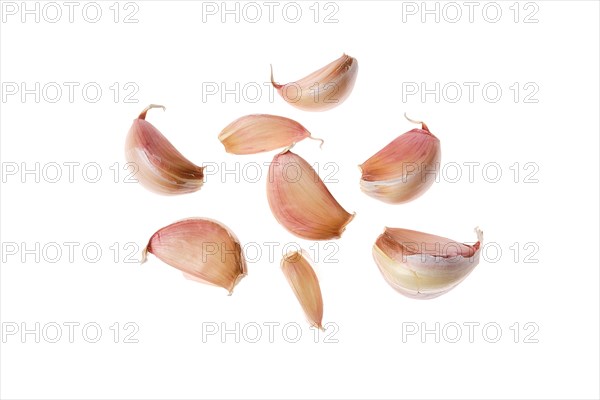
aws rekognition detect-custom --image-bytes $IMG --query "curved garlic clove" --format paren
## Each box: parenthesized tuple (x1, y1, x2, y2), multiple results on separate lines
(271, 54, 358, 112)
(218, 114, 322, 155)
(359, 115, 441, 204)
(142, 218, 247, 294)
(267, 150, 354, 240)
(281, 250, 324, 329)
(373, 227, 483, 299)
(125, 104, 204, 195)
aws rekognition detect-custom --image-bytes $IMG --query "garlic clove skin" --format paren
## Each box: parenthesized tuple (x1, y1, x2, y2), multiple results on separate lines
(359, 117, 440, 204)
(218, 114, 322, 155)
(267, 150, 355, 240)
(271, 54, 358, 112)
(281, 250, 324, 329)
(142, 218, 247, 294)
(125, 104, 204, 195)
(373, 227, 483, 299)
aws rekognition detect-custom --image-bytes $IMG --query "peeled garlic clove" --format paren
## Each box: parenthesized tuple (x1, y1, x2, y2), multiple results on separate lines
(281, 250, 324, 329)
(359, 115, 441, 204)
(373, 227, 483, 299)
(125, 104, 204, 195)
(142, 218, 247, 294)
(271, 54, 358, 112)
(267, 150, 354, 240)
(218, 114, 322, 155)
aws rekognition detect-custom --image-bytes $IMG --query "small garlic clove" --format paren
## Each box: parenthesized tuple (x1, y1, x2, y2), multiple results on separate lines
(267, 150, 354, 240)
(359, 114, 441, 204)
(218, 114, 322, 155)
(125, 104, 204, 195)
(271, 54, 358, 112)
(373, 227, 483, 299)
(281, 250, 324, 329)
(142, 218, 247, 294)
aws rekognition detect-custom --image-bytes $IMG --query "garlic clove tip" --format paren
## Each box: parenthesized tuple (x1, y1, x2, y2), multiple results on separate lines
(139, 104, 166, 120)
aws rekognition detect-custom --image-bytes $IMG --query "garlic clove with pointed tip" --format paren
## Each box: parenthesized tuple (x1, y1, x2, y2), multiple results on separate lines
(373, 227, 483, 299)
(271, 54, 358, 112)
(125, 104, 204, 195)
(142, 218, 247, 294)
(218, 114, 322, 154)
(281, 250, 324, 329)
(359, 115, 441, 204)
(267, 150, 354, 240)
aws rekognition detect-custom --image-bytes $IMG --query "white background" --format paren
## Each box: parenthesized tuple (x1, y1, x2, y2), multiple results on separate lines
(1, 1, 599, 399)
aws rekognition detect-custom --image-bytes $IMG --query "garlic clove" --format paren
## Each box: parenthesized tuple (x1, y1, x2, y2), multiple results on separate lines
(281, 250, 324, 329)
(271, 54, 358, 112)
(125, 104, 204, 195)
(373, 227, 483, 299)
(142, 218, 247, 294)
(359, 114, 441, 204)
(267, 150, 354, 240)
(218, 114, 323, 155)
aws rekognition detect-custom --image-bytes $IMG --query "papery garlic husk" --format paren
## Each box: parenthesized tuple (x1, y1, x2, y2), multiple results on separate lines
(267, 150, 354, 240)
(125, 104, 204, 195)
(359, 118, 441, 204)
(271, 54, 358, 112)
(373, 227, 483, 299)
(218, 114, 322, 154)
(142, 218, 247, 294)
(281, 250, 324, 329)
